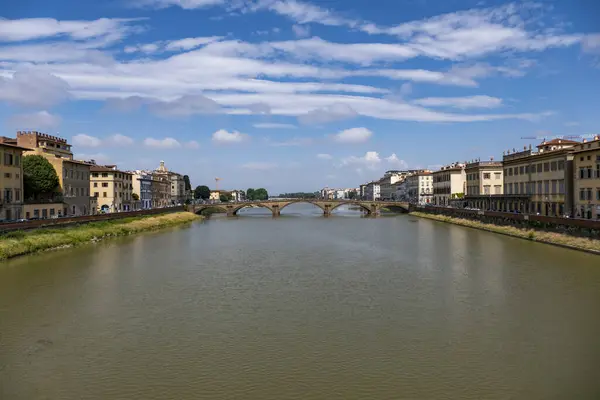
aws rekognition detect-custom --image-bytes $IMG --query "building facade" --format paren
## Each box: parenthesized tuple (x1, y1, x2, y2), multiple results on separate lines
(432, 163, 466, 206)
(132, 170, 153, 210)
(0, 142, 26, 221)
(364, 181, 381, 200)
(90, 165, 133, 213)
(572, 136, 600, 219)
(15, 131, 91, 216)
(501, 139, 577, 216)
(462, 160, 504, 210)
(231, 190, 246, 202)
(407, 171, 433, 204)
(154, 161, 186, 205)
(151, 174, 170, 208)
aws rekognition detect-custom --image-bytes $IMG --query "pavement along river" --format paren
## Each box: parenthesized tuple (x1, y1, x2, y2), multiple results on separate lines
(1, 203, 599, 399)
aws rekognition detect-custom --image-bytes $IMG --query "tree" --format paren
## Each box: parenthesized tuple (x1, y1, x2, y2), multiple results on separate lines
(194, 185, 211, 200)
(183, 175, 192, 191)
(23, 155, 59, 200)
(219, 193, 232, 202)
(254, 188, 269, 200)
(132, 193, 140, 201)
(348, 190, 357, 200)
(246, 188, 255, 200)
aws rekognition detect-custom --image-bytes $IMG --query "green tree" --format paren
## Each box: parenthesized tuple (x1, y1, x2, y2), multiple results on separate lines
(219, 192, 232, 202)
(183, 175, 192, 191)
(132, 193, 140, 201)
(347, 190, 357, 200)
(246, 188, 255, 200)
(194, 185, 211, 200)
(254, 188, 269, 200)
(22, 155, 59, 200)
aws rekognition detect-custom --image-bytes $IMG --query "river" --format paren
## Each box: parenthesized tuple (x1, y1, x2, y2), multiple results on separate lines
(1, 203, 599, 399)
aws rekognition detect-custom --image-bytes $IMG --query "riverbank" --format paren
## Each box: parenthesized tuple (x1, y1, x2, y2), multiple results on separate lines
(0, 212, 202, 261)
(410, 211, 600, 255)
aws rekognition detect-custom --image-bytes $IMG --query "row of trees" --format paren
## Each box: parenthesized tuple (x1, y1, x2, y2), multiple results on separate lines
(278, 192, 319, 199)
(246, 188, 268, 201)
(192, 186, 269, 202)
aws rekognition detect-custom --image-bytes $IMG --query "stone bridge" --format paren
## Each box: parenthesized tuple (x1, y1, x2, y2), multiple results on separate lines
(187, 200, 411, 217)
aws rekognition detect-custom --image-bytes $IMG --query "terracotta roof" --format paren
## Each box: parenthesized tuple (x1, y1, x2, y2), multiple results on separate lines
(537, 138, 579, 147)
(0, 142, 30, 151)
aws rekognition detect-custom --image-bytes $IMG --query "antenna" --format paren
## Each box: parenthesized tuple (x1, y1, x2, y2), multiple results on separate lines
(215, 177, 221, 191)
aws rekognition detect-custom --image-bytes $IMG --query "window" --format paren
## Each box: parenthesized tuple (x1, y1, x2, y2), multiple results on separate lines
(537, 181, 542, 194)
(597, 189, 600, 201)
(92, 173, 99, 177)
(483, 173, 491, 179)
(494, 172, 501, 180)
(587, 188, 592, 201)
(4, 153, 13, 165)
(537, 163, 542, 173)
(94, 192, 99, 197)
(103, 192, 107, 197)
(551, 180, 557, 194)
(34, 209, 40, 218)
(15, 189, 20, 201)
(587, 168, 593, 179)
(519, 182, 524, 194)
(42, 209, 48, 218)
(558, 180, 565, 194)
(102, 173, 108, 178)
(102, 182, 108, 187)
(550, 161, 557, 171)
(580, 168, 585, 179)
(494, 185, 501, 194)
(508, 168, 513, 176)
(588, 155, 591, 160)
(4, 173, 10, 178)
(483, 185, 491, 195)
(50, 208, 55, 216)
(580, 156, 584, 161)
(558, 160, 565, 170)
(94, 183, 98, 187)
(544, 180, 550, 194)
(519, 166, 524, 175)
(544, 162, 549, 172)
(14, 155, 20, 166)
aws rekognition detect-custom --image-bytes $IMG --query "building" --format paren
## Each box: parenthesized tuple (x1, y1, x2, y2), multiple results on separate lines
(501, 139, 577, 216)
(395, 179, 409, 201)
(364, 181, 381, 200)
(462, 160, 504, 210)
(406, 171, 433, 204)
(132, 170, 153, 210)
(154, 161, 186, 205)
(90, 164, 133, 213)
(151, 173, 170, 208)
(0, 141, 27, 221)
(230, 190, 246, 202)
(572, 135, 600, 219)
(432, 163, 466, 206)
(23, 202, 65, 220)
(359, 184, 367, 200)
(14, 131, 92, 216)
(379, 171, 409, 200)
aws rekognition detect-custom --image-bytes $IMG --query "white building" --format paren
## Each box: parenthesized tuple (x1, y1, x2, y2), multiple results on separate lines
(395, 180, 409, 201)
(406, 171, 433, 204)
(379, 171, 410, 200)
(364, 181, 381, 200)
(432, 163, 466, 206)
(230, 190, 246, 202)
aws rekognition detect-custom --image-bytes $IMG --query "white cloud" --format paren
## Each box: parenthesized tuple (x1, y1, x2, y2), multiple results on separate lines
(72, 134, 102, 148)
(143, 137, 182, 148)
(186, 140, 201, 149)
(266, 137, 312, 146)
(253, 123, 297, 129)
(292, 24, 310, 38)
(131, 0, 224, 9)
(317, 153, 333, 160)
(106, 134, 134, 146)
(212, 129, 248, 144)
(7, 111, 61, 129)
(242, 162, 277, 170)
(148, 94, 221, 117)
(413, 95, 503, 109)
(386, 153, 408, 169)
(247, 102, 271, 114)
(298, 103, 357, 125)
(332, 127, 373, 143)
(124, 36, 224, 53)
(0, 17, 142, 43)
(341, 151, 382, 170)
(0, 70, 70, 108)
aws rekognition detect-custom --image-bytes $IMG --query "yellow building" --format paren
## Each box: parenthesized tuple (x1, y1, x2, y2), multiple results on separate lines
(0, 141, 27, 221)
(572, 135, 600, 219)
(502, 139, 577, 216)
(15, 131, 92, 216)
(23, 203, 65, 220)
(463, 160, 504, 210)
(90, 165, 133, 213)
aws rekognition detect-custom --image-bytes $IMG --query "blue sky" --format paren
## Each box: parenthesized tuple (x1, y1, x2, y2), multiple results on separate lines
(1, 0, 599, 193)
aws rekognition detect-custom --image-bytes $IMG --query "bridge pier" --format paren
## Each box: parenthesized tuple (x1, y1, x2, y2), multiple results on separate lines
(271, 205, 281, 217)
(323, 204, 333, 217)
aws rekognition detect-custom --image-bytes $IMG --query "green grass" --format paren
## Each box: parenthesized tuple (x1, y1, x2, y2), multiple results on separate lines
(0, 212, 202, 261)
(410, 211, 600, 254)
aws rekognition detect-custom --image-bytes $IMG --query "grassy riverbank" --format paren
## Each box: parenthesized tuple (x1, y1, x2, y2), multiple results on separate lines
(0, 212, 202, 261)
(410, 211, 600, 254)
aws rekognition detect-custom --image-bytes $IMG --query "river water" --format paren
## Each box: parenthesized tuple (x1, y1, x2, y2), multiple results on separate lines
(1, 204, 599, 399)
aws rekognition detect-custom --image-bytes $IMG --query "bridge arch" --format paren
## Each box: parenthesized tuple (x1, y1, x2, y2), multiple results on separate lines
(278, 200, 326, 212)
(329, 201, 371, 214)
(231, 203, 274, 215)
(193, 205, 228, 215)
